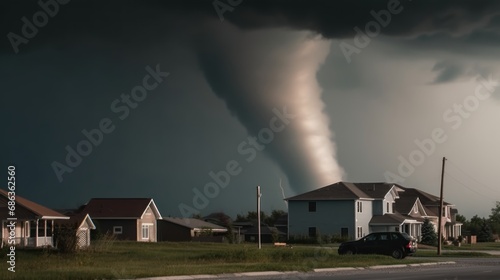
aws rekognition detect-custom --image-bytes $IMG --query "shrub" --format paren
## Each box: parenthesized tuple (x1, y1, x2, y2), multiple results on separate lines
(420, 218, 438, 246)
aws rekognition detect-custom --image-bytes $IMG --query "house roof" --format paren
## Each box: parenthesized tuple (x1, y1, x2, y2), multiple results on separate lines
(56, 212, 96, 230)
(202, 212, 233, 226)
(82, 198, 161, 219)
(370, 213, 409, 225)
(394, 196, 419, 215)
(0, 189, 68, 220)
(397, 187, 452, 206)
(285, 182, 397, 201)
(162, 217, 227, 231)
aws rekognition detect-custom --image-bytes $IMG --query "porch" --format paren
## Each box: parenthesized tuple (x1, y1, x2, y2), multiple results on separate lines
(1, 219, 58, 248)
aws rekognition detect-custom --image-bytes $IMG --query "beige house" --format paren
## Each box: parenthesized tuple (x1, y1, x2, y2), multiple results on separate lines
(81, 198, 161, 242)
(0, 189, 69, 247)
(56, 210, 96, 248)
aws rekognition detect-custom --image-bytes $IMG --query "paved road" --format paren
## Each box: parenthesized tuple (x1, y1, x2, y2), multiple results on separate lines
(231, 258, 500, 280)
(138, 257, 500, 280)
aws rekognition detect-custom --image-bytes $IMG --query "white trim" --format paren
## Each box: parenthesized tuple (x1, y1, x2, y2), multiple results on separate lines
(40, 216, 70, 220)
(141, 224, 150, 239)
(140, 200, 162, 220)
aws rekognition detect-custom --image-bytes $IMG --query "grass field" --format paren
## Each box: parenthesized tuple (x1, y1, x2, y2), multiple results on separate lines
(1, 241, 437, 280)
(443, 242, 500, 251)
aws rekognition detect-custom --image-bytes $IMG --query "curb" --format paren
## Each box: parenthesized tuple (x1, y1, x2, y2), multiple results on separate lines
(313, 267, 362, 272)
(135, 262, 456, 280)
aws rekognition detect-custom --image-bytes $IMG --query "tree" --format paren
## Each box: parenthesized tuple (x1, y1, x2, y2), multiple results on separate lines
(477, 218, 493, 242)
(468, 215, 483, 236)
(264, 210, 287, 226)
(488, 201, 500, 235)
(235, 211, 268, 224)
(420, 218, 438, 246)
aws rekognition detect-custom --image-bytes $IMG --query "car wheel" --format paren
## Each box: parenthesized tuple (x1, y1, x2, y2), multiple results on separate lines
(391, 249, 403, 259)
(344, 248, 355, 255)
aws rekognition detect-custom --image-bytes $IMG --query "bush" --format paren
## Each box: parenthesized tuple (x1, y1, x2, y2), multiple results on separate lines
(54, 224, 78, 253)
(420, 218, 438, 246)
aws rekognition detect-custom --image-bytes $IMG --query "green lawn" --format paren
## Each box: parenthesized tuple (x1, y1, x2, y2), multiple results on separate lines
(1, 241, 436, 280)
(443, 242, 500, 251)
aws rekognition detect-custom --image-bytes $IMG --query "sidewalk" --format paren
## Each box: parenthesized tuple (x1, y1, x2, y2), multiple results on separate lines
(135, 261, 456, 280)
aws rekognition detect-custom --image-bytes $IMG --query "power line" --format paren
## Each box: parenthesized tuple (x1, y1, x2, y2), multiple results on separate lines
(445, 171, 488, 198)
(446, 159, 497, 193)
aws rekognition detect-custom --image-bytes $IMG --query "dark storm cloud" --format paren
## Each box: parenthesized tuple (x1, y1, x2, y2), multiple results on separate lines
(2, 0, 500, 54)
(432, 60, 465, 83)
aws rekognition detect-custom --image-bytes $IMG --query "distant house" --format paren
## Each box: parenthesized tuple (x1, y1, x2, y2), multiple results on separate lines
(81, 198, 162, 242)
(286, 182, 462, 241)
(0, 189, 68, 247)
(244, 225, 286, 243)
(202, 212, 233, 227)
(274, 213, 288, 235)
(56, 209, 96, 248)
(158, 217, 227, 242)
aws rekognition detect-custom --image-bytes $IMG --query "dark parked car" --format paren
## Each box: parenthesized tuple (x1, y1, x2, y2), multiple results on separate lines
(338, 232, 417, 259)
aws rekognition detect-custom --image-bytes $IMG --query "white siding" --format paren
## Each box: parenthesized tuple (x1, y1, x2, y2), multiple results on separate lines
(354, 200, 373, 240)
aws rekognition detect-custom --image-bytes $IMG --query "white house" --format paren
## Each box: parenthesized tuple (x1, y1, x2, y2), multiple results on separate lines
(286, 182, 462, 241)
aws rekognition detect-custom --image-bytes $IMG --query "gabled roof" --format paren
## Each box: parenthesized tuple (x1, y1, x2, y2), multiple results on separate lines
(56, 211, 96, 230)
(0, 189, 68, 220)
(162, 217, 227, 231)
(370, 213, 413, 225)
(285, 182, 397, 201)
(82, 198, 161, 219)
(397, 197, 429, 216)
(397, 187, 452, 206)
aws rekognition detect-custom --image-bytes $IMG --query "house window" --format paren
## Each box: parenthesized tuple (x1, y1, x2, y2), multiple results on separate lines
(357, 226, 363, 238)
(142, 224, 150, 239)
(386, 202, 390, 213)
(113, 226, 123, 234)
(357, 201, 363, 213)
(308, 227, 317, 237)
(414, 205, 418, 213)
(309, 202, 316, 212)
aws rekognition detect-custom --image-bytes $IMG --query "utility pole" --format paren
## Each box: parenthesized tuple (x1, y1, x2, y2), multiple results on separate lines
(437, 157, 446, 255)
(257, 186, 262, 249)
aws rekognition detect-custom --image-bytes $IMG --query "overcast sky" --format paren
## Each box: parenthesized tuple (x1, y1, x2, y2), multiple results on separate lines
(1, 0, 499, 219)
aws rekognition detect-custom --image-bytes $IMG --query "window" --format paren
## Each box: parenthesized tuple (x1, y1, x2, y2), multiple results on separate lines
(142, 224, 150, 239)
(414, 205, 418, 213)
(357, 201, 363, 213)
(394, 226, 400, 232)
(308, 227, 317, 237)
(357, 226, 363, 238)
(113, 226, 123, 234)
(365, 233, 377, 241)
(386, 202, 390, 213)
(390, 233, 400, 240)
(308, 201, 316, 212)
